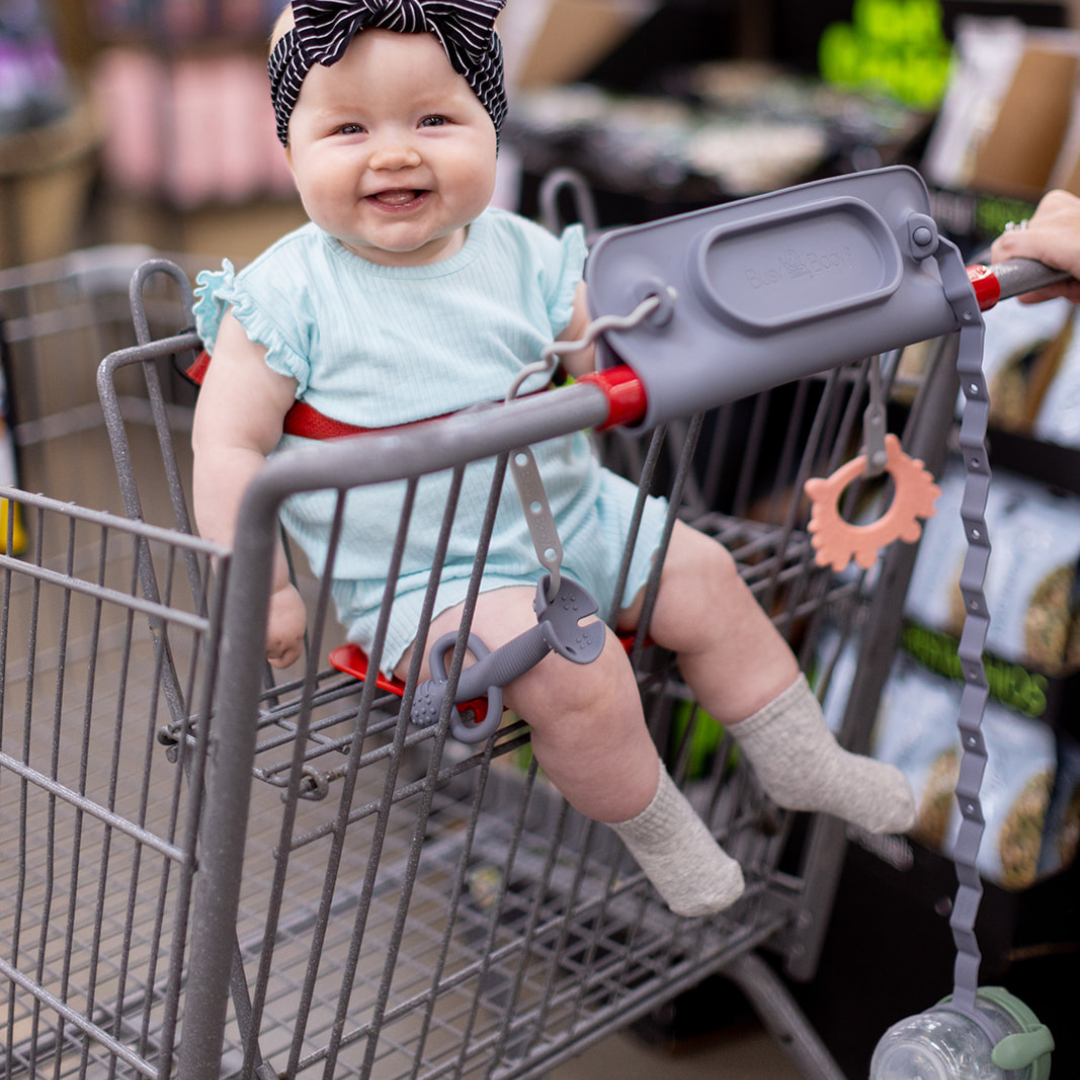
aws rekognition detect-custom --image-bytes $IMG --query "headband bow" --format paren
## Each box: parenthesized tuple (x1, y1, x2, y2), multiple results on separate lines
(269, 0, 508, 146)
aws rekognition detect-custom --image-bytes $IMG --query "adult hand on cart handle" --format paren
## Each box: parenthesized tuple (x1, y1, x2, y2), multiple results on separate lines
(990, 189, 1080, 304)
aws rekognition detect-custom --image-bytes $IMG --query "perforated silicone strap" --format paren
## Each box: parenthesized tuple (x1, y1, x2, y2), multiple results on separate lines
(935, 238, 991, 1013)
(507, 291, 671, 601)
(509, 446, 565, 601)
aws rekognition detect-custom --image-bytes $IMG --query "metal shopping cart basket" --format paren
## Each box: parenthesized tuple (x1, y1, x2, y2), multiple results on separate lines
(0, 166, 1056, 1080)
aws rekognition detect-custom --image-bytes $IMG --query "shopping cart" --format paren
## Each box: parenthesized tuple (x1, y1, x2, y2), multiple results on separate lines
(0, 243, 199, 511)
(0, 166, 1059, 1080)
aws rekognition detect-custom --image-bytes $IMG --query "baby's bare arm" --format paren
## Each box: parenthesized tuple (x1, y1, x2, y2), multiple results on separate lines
(555, 282, 596, 378)
(192, 310, 305, 666)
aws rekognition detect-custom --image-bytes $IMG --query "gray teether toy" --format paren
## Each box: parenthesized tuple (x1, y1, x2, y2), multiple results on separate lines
(412, 575, 606, 743)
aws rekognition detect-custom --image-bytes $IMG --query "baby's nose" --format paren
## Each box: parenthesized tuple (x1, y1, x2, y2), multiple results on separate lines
(370, 137, 422, 170)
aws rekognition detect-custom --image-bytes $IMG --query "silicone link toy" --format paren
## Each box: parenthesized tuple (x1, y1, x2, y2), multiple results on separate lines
(411, 575, 605, 743)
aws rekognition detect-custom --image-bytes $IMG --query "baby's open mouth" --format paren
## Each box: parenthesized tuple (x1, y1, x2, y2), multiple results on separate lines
(370, 189, 426, 206)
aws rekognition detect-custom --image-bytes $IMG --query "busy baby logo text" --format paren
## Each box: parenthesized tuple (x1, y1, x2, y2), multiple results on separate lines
(744, 246, 855, 290)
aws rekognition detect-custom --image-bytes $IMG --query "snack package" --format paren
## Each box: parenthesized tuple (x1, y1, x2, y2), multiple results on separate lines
(870, 655, 1057, 889)
(817, 628, 964, 849)
(904, 463, 1080, 676)
(903, 462, 1009, 637)
(954, 702, 1056, 890)
(973, 489, 1080, 676)
(960, 297, 1075, 436)
(818, 623, 1064, 888)
(1034, 303, 1080, 449)
(1037, 733, 1080, 879)
(871, 653, 965, 854)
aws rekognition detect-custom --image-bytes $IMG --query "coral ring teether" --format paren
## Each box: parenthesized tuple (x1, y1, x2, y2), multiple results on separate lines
(805, 434, 941, 572)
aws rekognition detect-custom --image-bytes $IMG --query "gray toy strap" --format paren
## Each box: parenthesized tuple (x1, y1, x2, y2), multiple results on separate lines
(933, 236, 990, 1015)
(946, 257, 1073, 1014)
(507, 292, 672, 601)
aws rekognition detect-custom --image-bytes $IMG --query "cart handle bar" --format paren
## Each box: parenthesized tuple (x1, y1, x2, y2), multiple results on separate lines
(967, 257, 1071, 312)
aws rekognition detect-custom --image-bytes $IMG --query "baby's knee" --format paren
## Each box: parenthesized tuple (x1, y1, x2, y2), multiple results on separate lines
(701, 533, 739, 582)
(669, 526, 740, 600)
(507, 627, 633, 720)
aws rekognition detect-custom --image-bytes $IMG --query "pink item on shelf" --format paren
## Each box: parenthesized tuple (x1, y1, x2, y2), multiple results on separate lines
(93, 49, 169, 195)
(223, 0, 264, 34)
(94, 43, 298, 206)
(169, 58, 221, 208)
(165, 0, 209, 39)
(216, 57, 275, 202)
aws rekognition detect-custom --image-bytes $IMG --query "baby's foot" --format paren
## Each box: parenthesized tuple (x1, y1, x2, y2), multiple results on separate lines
(610, 765, 745, 916)
(733, 674, 917, 835)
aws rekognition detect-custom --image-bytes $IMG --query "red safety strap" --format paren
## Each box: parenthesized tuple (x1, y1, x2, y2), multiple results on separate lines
(282, 401, 371, 440)
(185, 349, 374, 439)
(185, 348, 212, 385)
(328, 642, 491, 728)
(187, 349, 651, 439)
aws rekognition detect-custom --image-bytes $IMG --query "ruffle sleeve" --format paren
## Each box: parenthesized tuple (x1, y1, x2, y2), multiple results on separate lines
(192, 259, 312, 396)
(192, 260, 236, 355)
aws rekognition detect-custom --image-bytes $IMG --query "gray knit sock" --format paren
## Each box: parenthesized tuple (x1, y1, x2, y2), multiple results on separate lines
(733, 674, 916, 834)
(610, 765, 745, 917)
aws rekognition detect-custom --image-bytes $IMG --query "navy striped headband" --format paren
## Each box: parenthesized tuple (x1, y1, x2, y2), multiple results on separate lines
(269, 0, 508, 145)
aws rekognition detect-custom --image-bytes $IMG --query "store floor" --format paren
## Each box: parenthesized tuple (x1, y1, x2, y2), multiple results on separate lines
(552, 1026, 804, 1080)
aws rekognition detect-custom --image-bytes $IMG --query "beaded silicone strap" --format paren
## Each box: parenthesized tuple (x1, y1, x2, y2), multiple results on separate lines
(936, 241, 991, 1014)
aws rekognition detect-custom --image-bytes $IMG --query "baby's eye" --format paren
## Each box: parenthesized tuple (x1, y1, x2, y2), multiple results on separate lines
(419, 115, 448, 128)
(337, 122, 366, 135)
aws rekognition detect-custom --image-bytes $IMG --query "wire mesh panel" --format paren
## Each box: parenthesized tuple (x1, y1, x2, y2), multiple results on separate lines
(0, 247, 197, 510)
(0, 486, 228, 1080)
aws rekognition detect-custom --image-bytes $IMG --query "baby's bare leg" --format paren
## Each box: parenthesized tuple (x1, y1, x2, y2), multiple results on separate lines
(621, 521, 799, 723)
(637, 522, 916, 835)
(402, 586, 662, 820)
(399, 585, 744, 914)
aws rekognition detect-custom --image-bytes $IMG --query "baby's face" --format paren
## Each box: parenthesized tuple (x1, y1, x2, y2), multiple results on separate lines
(286, 28, 498, 266)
